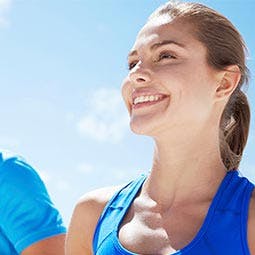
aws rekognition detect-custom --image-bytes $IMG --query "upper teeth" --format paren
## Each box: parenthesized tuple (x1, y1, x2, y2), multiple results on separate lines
(133, 95, 161, 105)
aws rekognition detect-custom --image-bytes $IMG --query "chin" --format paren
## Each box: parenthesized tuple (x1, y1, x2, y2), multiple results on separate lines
(129, 121, 155, 136)
(129, 111, 167, 136)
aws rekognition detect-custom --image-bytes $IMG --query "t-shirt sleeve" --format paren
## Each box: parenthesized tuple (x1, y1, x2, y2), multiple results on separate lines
(0, 157, 66, 253)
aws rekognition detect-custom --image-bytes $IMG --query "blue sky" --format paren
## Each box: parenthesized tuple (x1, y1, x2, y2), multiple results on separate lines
(0, 0, 254, 225)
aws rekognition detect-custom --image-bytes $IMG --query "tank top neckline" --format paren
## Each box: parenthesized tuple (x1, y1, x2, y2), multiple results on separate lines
(112, 170, 237, 255)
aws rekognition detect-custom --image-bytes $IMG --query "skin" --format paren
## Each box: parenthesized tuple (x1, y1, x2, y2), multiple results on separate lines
(22, 234, 66, 255)
(66, 15, 255, 255)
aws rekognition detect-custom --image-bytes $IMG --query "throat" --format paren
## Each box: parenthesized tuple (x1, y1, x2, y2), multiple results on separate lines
(144, 163, 226, 209)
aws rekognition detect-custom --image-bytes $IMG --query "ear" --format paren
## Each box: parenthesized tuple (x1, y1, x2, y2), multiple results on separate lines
(214, 65, 241, 101)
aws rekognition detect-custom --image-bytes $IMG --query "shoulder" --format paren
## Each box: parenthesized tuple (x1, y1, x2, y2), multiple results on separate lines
(0, 150, 39, 180)
(248, 188, 255, 255)
(0, 152, 46, 196)
(66, 185, 122, 255)
(73, 185, 123, 227)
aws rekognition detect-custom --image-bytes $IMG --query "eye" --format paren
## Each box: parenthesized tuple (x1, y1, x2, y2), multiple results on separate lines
(157, 52, 176, 61)
(128, 61, 138, 70)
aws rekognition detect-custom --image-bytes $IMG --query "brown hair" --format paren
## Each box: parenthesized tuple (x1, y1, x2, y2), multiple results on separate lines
(148, 1, 250, 171)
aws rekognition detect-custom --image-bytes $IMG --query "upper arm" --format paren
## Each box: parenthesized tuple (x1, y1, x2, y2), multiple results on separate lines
(21, 234, 65, 255)
(65, 186, 121, 255)
(65, 199, 95, 255)
(248, 189, 255, 255)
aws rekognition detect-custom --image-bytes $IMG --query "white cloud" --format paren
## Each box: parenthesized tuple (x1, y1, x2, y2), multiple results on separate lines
(55, 179, 71, 192)
(76, 162, 94, 175)
(0, 0, 11, 10)
(0, 135, 21, 148)
(36, 169, 71, 192)
(77, 88, 129, 143)
(0, 0, 12, 28)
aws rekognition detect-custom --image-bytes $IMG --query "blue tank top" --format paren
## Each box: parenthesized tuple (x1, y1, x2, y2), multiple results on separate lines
(93, 170, 254, 255)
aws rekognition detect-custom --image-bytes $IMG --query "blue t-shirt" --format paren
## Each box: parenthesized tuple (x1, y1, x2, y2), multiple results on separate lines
(0, 151, 66, 254)
(93, 170, 254, 255)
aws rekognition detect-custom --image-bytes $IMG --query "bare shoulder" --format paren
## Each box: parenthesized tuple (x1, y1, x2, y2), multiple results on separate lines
(78, 185, 122, 210)
(74, 185, 123, 223)
(66, 185, 122, 255)
(248, 188, 255, 255)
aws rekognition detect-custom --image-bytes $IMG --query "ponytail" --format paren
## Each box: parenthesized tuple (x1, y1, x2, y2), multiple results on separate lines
(220, 90, 250, 170)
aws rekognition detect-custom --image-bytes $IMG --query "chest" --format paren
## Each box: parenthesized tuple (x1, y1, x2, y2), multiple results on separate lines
(118, 204, 208, 255)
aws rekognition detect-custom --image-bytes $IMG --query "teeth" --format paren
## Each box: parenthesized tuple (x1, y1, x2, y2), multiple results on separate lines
(133, 95, 162, 105)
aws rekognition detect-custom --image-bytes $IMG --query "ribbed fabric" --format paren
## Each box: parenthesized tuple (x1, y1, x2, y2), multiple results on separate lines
(93, 170, 254, 255)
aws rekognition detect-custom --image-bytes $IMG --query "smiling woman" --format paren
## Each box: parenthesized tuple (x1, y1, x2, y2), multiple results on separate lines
(66, 1, 255, 255)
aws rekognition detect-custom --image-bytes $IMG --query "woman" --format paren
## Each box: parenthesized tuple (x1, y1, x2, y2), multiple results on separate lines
(66, 1, 255, 254)
(0, 150, 66, 254)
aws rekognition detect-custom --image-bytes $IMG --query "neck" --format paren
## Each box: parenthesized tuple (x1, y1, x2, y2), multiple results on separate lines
(144, 126, 227, 209)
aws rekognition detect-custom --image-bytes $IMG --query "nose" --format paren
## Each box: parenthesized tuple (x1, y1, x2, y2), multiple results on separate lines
(129, 61, 152, 85)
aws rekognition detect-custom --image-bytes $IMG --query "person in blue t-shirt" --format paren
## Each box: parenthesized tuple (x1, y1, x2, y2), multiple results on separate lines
(66, 1, 255, 255)
(0, 150, 66, 254)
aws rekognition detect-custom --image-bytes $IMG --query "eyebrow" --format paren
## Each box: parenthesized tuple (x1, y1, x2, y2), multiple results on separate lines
(128, 40, 185, 58)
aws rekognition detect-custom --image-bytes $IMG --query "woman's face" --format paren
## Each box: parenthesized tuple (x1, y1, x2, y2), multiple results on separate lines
(121, 16, 221, 138)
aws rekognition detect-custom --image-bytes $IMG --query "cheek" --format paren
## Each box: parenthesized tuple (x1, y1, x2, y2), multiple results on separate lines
(180, 84, 214, 124)
(121, 80, 129, 100)
(121, 80, 132, 113)
(164, 72, 213, 113)
(183, 81, 212, 107)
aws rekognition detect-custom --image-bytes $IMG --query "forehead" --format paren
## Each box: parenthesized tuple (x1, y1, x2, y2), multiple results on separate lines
(131, 15, 201, 52)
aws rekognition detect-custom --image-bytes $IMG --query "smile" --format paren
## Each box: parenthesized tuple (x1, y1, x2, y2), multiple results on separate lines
(133, 95, 164, 105)
(132, 94, 169, 109)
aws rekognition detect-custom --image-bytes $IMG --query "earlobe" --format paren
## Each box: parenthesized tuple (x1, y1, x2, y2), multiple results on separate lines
(215, 65, 241, 100)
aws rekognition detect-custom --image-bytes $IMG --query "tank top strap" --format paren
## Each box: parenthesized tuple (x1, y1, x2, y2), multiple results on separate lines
(93, 174, 147, 253)
(215, 170, 254, 213)
(109, 174, 147, 210)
